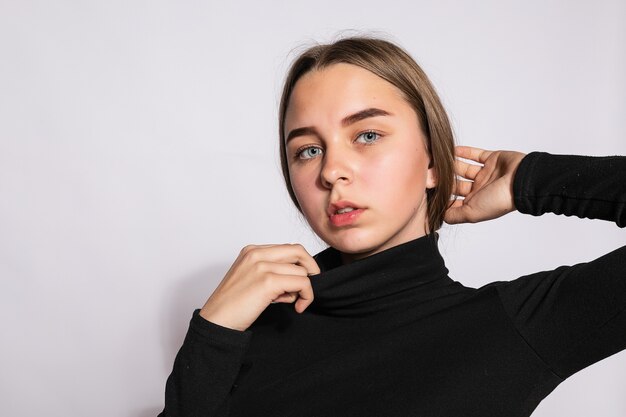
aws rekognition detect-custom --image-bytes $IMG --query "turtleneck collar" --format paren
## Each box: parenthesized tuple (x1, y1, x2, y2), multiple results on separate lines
(307, 232, 456, 316)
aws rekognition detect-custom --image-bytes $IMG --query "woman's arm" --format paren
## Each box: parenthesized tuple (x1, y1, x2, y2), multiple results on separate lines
(502, 151, 626, 378)
(466, 149, 626, 379)
(512, 151, 626, 226)
(158, 310, 252, 417)
(445, 146, 626, 227)
(158, 243, 320, 416)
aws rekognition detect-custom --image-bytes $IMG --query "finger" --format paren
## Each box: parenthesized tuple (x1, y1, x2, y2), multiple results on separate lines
(245, 244, 321, 276)
(444, 199, 477, 224)
(271, 292, 298, 304)
(455, 146, 493, 164)
(286, 244, 321, 276)
(454, 159, 482, 181)
(259, 263, 309, 305)
(452, 178, 473, 197)
(444, 198, 463, 220)
(444, 198, 468, 224)
(270, 274, 315, 313)
(237, 244, 280, 259)
(257, 261, 309, 277)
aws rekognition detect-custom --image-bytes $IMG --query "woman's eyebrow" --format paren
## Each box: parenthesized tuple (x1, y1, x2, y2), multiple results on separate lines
(285, 107, 393, 144)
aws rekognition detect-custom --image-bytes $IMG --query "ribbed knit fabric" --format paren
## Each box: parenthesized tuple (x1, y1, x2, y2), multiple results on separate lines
(159, 151, 626, 417)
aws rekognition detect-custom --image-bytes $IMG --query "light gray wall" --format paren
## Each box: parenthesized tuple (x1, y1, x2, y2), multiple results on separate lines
(1, 1, 624, 416)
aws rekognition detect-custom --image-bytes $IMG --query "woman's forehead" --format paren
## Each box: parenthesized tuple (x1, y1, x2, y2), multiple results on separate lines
(285, 63, 408, 131)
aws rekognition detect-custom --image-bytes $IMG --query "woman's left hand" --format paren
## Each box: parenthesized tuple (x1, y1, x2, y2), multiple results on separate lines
(444, 146, 527, 225)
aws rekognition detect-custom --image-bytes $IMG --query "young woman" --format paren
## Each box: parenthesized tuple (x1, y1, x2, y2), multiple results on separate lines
(158, 36, 626, 416)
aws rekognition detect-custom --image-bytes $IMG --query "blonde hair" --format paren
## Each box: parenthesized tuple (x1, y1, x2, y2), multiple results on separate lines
(278, 35, 456, 234)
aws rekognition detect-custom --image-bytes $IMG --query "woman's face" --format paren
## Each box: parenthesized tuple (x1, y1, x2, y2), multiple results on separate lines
(284, 63, 436, 263)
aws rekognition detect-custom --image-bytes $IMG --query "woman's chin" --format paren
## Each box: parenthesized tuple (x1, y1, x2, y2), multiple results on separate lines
(317, 226, 427, 263)
(320, 231, 383, 259)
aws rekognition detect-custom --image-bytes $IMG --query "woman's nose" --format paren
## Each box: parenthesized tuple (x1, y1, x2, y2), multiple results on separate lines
(320, 147, 353, 189)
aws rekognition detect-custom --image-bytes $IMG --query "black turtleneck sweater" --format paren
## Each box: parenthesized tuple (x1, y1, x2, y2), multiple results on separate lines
(159, 151, 626, 417)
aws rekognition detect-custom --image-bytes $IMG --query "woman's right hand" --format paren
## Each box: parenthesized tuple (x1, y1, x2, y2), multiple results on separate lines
(199, 244, 321, 332)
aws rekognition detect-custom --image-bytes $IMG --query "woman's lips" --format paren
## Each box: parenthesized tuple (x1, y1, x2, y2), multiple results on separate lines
(329, 208, 365, 227)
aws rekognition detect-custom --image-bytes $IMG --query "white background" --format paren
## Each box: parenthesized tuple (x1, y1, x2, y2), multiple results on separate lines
(1, 1, 625, 416)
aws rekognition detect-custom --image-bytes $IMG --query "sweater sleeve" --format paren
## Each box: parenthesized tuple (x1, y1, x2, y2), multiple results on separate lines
(158, 309, 252, 417)
(512, 151, 626, 227)
(498, 151, 626, 379)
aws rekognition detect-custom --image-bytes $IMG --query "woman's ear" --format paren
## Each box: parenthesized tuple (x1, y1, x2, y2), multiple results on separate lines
(426, 164, 437, 190)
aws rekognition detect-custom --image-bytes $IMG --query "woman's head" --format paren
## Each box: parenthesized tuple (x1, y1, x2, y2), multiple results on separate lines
(279, 35, 456, 261)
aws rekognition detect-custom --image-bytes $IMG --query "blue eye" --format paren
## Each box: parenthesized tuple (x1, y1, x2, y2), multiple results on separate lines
(297, 146, 324, 160)
(356, 130, 381, 144)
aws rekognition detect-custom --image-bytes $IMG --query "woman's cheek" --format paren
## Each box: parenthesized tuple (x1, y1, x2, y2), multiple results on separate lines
(291, 167, 312, 196)
(367, 152, 402, 186)
(292, 173, 322, 217)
